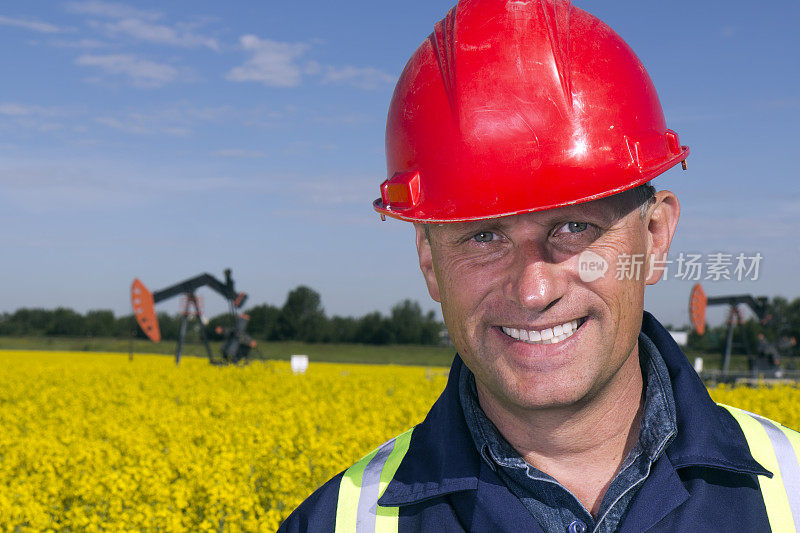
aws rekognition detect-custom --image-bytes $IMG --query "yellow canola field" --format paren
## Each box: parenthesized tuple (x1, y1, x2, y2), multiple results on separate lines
(0, 350, 798, 532)
(0, 351, 447, 532)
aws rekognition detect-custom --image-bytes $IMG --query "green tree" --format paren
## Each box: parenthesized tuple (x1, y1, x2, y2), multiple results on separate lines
(8, 308, 52, 335)
(85, 310, 115, 337)
(46, 307, 86, 336)
(328, 315, 359, 343)
(245, 304, 281, 340)
(389, 300, 442, 345)
(276, 286, 327, 342)
(355, 312, 392, 345)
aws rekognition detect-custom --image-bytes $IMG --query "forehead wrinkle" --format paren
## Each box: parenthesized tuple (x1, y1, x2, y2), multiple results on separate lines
(430, 194, 639, 242)
(496, 202, 616, 230)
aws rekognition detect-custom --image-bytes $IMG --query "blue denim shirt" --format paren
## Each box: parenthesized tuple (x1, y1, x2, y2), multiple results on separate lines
(459, 331, 677, 533)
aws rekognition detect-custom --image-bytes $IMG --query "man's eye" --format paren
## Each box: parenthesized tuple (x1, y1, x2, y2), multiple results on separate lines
(472, 231, 495, 243)
(555, 222, 589, 235)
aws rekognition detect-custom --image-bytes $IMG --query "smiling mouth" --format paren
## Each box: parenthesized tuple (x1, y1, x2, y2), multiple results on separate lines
(501, 317, 587, 345)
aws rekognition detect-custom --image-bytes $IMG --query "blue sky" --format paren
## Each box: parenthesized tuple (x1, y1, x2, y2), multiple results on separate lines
(1, 0, 798, 327)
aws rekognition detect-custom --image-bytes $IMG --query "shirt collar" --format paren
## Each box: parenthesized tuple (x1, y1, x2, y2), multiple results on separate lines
(458, 328, 679, 474)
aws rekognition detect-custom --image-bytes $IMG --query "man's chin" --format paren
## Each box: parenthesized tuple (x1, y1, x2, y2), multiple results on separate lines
(483, 371, 597, 414)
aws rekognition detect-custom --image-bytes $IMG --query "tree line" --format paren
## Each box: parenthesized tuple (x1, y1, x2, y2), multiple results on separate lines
(0, 286, 445, 346)
(2, 289, 796, 353)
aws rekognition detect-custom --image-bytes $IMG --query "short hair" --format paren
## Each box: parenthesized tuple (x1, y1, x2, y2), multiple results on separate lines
(629, 182, 657, 219)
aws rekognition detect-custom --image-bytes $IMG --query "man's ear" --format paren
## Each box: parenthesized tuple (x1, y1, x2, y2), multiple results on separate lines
(645, 190, 680, 285)
(415, 224, 442, 302)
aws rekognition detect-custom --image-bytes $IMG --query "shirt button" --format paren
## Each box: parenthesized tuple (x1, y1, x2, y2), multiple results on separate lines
(568, 520, 587, 533)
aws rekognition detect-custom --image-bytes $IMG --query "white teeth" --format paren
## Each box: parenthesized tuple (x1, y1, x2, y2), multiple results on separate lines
(501, 318, 585, 345)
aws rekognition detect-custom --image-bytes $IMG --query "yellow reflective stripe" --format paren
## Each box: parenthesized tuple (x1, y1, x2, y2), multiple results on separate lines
(335, 447, 380, 533)
(378, 429, 413, 497)
(720, 404, 796, 531)
(374, 428, 413, 532)
(760, 417, 800, 529)
(335, 428, 414, 533)
(374, 504, 400, 533)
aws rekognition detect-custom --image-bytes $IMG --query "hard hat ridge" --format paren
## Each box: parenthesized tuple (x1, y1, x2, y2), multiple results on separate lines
(539, 0, 574, 109)
(375, 0, 689, 223)
(430, 6, 457, 121)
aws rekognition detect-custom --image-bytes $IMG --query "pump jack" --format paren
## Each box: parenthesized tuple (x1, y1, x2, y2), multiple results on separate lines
(689, 283, 770, 373)
(131, 269, 255, 365)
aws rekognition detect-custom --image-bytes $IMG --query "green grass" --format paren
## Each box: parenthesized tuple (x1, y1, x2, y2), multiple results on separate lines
(0, 336, 457, 366)
(0, 336, 776, 371)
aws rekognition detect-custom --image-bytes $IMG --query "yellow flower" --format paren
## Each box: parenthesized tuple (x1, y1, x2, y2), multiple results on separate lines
(2, 349, 794, 530)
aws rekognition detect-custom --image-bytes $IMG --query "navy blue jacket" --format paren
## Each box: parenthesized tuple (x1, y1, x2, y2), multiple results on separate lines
(280, 313, 773, 532)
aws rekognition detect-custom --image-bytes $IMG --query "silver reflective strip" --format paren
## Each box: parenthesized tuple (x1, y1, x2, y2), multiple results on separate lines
(751, 413, 800, 528)
(356, 437, 396, 533)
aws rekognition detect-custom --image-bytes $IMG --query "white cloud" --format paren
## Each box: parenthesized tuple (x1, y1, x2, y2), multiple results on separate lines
(49, 38, 110, 49)
(0, 14, 62, 33)
(95, 115, 191, 136)
(0, 163, 272, 214)
(322, 65, 395, 90)
(757, 98, 800, 111)
(227, 35, 310, 88)
(64, 1, 161, 21)
(91, 103, 243, 136)
(312, 112, 374, 125)
(0, 102, 72, 117)
(75, 54, 181, 88)
(66, 1, 218, 50)
(0, 164, 142, 213)
(227, 35, 394, 90)
(282, 141, 338, 157)
(0, 102, 77, 133)
(0, 103, 38, 116)
(98, 18, 219, 50)
(293, 177, 373, 206)
(213, 149, 266, 158)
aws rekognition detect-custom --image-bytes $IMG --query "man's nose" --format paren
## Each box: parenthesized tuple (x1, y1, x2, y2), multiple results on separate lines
(504, 244, 567, 312)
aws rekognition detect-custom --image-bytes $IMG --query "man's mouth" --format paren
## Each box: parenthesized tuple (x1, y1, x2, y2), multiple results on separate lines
(501, 317, 587, 345)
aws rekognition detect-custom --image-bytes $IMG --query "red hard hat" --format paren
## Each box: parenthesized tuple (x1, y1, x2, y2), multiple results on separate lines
(374, 0, 689, 223)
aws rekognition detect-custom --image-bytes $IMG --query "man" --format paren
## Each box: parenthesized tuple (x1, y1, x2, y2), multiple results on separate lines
(281, 0, 800, 531)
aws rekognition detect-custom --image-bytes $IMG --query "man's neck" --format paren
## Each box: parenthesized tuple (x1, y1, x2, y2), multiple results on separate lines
(476, 348, 645, 516)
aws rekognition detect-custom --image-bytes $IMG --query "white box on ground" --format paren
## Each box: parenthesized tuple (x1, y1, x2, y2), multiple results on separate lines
(669, 330, 688, 347)
(291, 354, 309, 374)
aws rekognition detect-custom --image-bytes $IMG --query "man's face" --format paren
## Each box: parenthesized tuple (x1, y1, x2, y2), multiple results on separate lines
(416, 191, 679, 415)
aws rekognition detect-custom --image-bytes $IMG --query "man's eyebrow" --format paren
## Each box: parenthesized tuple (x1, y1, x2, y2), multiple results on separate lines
(455, 219, 512, 234)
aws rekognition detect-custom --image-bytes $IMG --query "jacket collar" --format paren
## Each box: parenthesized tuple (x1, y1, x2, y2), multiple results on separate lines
(380, 311, 768, 507)
(379, 353, 480, 506)
(641, 312, 769, 476)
